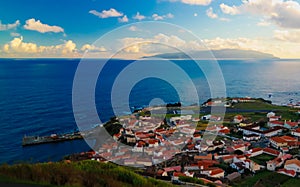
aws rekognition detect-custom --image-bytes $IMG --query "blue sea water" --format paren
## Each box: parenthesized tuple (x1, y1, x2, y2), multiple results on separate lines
(0, 58, 299, 164)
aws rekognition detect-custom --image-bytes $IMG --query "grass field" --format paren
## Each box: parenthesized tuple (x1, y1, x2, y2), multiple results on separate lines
(233, 170, 300, 187)
(250, 154, 276, 166)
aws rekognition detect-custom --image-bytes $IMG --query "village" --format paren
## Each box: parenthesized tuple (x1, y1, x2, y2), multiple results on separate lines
(74, 97, 300, 186)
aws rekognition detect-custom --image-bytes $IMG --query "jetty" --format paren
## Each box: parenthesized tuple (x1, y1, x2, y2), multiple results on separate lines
(22, 132, 83, 146)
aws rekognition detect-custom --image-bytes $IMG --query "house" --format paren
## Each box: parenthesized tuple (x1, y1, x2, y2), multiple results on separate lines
(113, 133, 122, 140)
(136, 158, 152, 166)
(163, 166, 182, 173)
(124, 159, 136, 165)
(234, 115, 244, 123)
(284, 121, 299, 129)
(269, 116, 281, 122)
(263, 147, 280, 157)
(201, 168, 225, 178)
(262, 126, 283, 137)
(230, 162, 245, 173)
(209, 168, 225, 178)
(225, 172, 241, 182)
(291, 128, 300, 137)
(201, 114, 211, 120)
(266, 154, 292, 171)
(198, 160, 219, 169)
(172, 172, 186, 181)
(184, 171, 194, 177)
(221, 155, 235, 163)
(245, 159, 261, 173)
(243, 134, 260, 141)
(284, 159, 300, 173)
(267, 121, 284, 128)
(194, 153, 213, 160)
(267, 112, 276, 118)
(269, 135, 298, 149)
(277, 168, 296, 177)
(185, 164, 200, 171)
(249, 148, 263, 158)
(232, 144, 246, 152)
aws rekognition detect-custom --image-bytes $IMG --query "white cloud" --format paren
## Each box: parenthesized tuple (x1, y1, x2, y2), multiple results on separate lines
(10, 32, 20, 37)
(219, 17, 230, 22)
(257, 19, 271, 26)
(220, 3, 240, 15)
(221, 0, 300, 29)
(89, 8, 123, 18)
(273, 30, 300, 43)
(128, 26, 139, 31)
(133, 12, 146, 21)
(0, 20, 20, 31)
(167, 0, 212, 6)
(194, 13, 198, 17)
(2, 36, 78, 57)
(118, 15, 129, 23)
(24, 18, 64, 33)
(206, 7, 218, 19)
(81, 44, 107, 52)
(152, 13, 174, 20)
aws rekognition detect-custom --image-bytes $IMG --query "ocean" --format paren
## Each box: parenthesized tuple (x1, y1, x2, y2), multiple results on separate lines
(0, 58, 299, 164)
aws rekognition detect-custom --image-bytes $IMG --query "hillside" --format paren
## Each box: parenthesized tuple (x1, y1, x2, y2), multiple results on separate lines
(0, 161, 174, 187)
(147, 49, 278, 60)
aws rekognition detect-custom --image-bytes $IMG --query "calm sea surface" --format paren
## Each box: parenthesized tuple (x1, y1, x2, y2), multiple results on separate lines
(0, 58, 299, 163)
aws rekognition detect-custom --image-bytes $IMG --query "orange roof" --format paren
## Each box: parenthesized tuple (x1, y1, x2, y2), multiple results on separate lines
(277, 168, 296, 176)
(293, 128, 300, 133)
(263, 147, 280, 156)
(210, 168, 224, 176)
(285, 159, 300, 167)
(251, 147, 263, 153)
(281, 135, 297, 142)
(222, 155, 235, 160)
(270, 121, 284, 125)
(173, 172, 186, 177)
(285, 121, 298, 127)
(233, 144, 245, 149)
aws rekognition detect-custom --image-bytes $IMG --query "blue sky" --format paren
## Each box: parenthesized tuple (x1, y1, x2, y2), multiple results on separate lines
(1, 0, 300, 58)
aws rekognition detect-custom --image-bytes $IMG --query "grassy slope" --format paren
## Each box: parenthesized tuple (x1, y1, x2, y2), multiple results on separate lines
(0, 161, 174, 187)
(233, 171, 300, 187)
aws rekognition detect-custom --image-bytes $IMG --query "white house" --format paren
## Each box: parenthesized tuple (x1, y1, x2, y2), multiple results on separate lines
(267, 112, 276, 118)
(284, 121, 299, 129)
(284, 159, 300, 173)
(277, 169, 296, 177)
(291, 128, 300, 137)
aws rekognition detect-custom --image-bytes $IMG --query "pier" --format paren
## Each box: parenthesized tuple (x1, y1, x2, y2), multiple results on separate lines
(22, 132, 83, 146)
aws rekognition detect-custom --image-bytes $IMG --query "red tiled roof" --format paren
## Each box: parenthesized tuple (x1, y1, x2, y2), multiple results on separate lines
(277, 168, 296, 177)
(285, 121, 298, 127)
(281, 135, 297, 142)
(173, 172, 186, 177)
(251, 148, 263, 153)
(233, 144, 245, 149)
(164, 166, 181, 172)
(210, 168, 224, 176)
(263, 147, 280, 156)
(269, 121, 284, 125)
(285, 159, 300, 167)
(293, 128, 300, 133)
(222, 155, 235, 160)
(269, 116, 281, 119)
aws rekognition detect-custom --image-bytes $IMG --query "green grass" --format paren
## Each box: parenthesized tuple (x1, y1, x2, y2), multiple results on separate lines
(233, 170, 300, 187)
(281, 178, 300, 187)
(0, 161, 174, 187)
(250, 154, 275, 166)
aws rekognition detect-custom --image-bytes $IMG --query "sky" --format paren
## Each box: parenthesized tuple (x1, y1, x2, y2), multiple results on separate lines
(0, 0, 300, 58)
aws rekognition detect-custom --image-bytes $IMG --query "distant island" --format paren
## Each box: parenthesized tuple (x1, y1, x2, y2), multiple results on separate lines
(146, 49, 279, 60)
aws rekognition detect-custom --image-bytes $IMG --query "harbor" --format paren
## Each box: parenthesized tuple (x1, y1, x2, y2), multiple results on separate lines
(22, 132, 83, 146)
